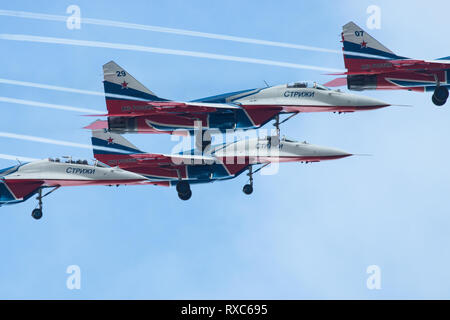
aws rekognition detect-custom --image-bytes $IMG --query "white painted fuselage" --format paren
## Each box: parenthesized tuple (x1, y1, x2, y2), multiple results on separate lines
(2, 159, 147, 187)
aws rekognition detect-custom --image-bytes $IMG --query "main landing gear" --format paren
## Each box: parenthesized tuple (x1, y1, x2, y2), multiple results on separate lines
(31, 186, 60, 220)
(176, 180, 192, 201)
(432, 76, 449, 106)
(432, 86, 449, 106)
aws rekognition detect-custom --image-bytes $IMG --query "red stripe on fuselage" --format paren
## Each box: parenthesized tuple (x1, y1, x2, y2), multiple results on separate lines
(242, 104, 389, 113)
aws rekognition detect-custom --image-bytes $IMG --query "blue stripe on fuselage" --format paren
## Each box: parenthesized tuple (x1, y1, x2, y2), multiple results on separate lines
(191, 88, 259, 103)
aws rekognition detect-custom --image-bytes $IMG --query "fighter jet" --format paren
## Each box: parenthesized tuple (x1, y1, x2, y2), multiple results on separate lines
(86, 61, 390, 135)
(91, 130, 353, 201)
(325, 21, 450, 106)
(0, 157, 148, 219)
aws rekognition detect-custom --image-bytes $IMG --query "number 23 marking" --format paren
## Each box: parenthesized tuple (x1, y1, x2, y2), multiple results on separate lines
(116, 71, 126, 77)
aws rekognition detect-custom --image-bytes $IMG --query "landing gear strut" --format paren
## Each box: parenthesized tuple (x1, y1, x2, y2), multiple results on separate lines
(32, 189, 43, 220)
(432, 76, 449, 106)
(176, 180, 192, 201)
(270, 112, 299, 146)
(243, 167, 254, 195)
(31, 186, 60, 220)
(242, 164, 271, 196)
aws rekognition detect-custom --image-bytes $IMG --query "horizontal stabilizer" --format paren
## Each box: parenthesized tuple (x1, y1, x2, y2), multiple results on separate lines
(324, 78, 347, 87)
(84, 120, 108, 130)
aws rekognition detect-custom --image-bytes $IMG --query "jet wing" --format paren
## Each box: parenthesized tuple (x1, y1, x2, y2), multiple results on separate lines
(90, 101, 241, 117)
(94, 152, 220, 181)
(331, 60, 450, 76)
(95, 152, 217, 169)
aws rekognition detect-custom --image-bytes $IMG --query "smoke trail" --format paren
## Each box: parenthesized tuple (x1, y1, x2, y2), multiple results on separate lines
(0, 96, 102, 113)
(0, 131, 130, 154)
(0, 9, 341, 54)
(0, 33, 345, 73)
(0, 153, 38, 162)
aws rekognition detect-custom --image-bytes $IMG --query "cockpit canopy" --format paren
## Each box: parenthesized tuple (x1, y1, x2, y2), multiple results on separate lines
(281, 136, 309, 144)
(48, 157, 89, 164)
(47, 158, 102, 166)
(286, 81, 331, 91)
(257, 136, 309, 145)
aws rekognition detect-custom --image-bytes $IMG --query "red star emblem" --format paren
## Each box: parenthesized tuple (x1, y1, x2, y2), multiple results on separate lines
(107, 137, 114, 144)
(360, 40, 368, 48)
(121, 81, 128, 89)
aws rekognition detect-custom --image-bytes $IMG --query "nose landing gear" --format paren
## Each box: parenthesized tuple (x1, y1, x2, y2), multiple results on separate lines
(243, 166, 254, 195)
(32, 208, 42, 220)
(31, 186, 60, 220)
(242, 164, 270, 196)
(32, 189, 44, 220)
(243, 184, 253, 195)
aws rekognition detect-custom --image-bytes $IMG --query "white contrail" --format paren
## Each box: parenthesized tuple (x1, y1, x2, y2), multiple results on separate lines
(0, 78, 103, 97)
(0, 9, 341, 54)
(0, 78, 153, 101)
(0, 132, 130, 154)
(0, 96, 102, 113)
(0, 153, 38, 162)
(0, 34, 345, 73)
(0, 9, 389, 61)
(0, 132, 94, 150)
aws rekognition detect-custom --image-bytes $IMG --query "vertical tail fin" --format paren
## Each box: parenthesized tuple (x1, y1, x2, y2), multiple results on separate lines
(102, 61, 168, 114)
(341, 22, 407, 72)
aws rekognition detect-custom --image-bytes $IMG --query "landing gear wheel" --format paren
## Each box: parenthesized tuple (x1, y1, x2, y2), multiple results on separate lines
(31, 208, 42, 220)
(432, 86, 449, 106)
(243, 184, 253, 195)
(176, 181, 190, 194)
(178, 190, 192, 201)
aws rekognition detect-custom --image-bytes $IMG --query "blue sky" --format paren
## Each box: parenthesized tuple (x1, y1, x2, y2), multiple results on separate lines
(1, 0, 450, 299)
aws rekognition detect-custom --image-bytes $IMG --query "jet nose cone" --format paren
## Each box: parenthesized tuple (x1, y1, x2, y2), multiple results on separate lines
(331, 149, 353, 159)
(356, 95, 390, 109)
(318, 147, 353, 159)
(337, 152, 353, 159)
